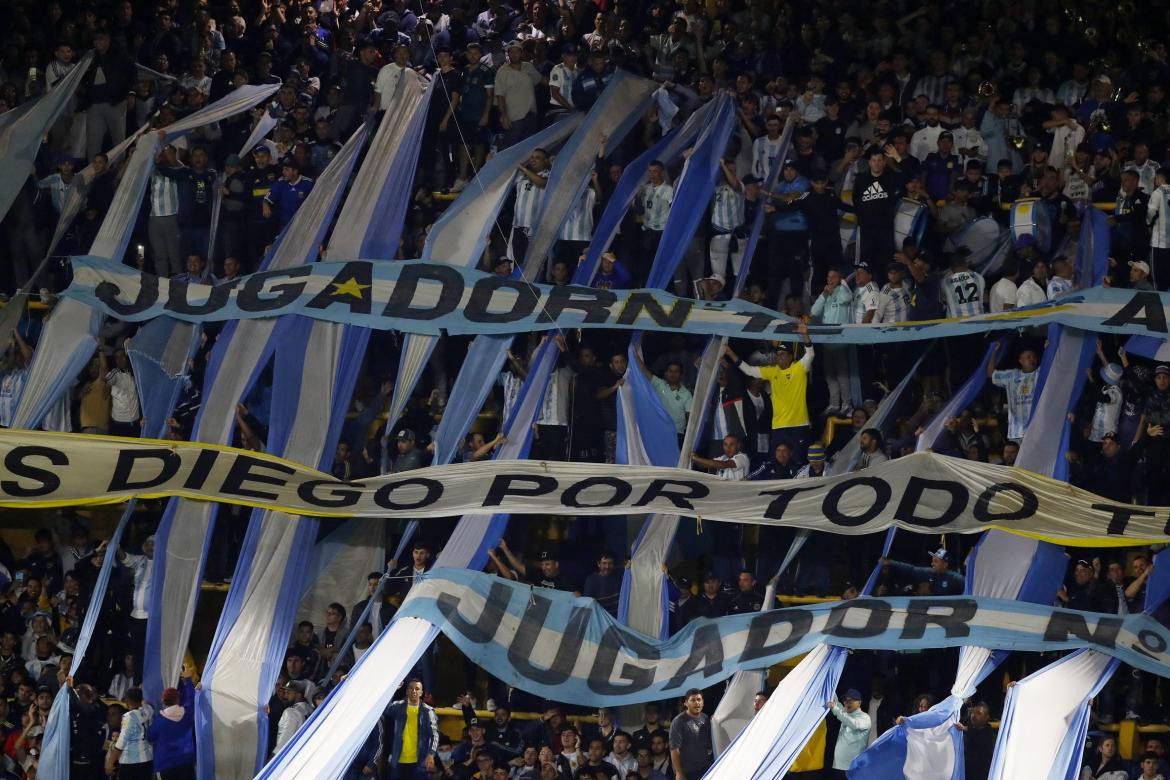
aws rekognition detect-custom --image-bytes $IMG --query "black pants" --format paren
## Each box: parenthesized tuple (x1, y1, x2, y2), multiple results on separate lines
(126, 616, 148, 675)
(533, 424, 567, 460)
(510, 227, 530, 266)
(768, 229, 809, 306)
(116, 762, 154, 780)
(160, 765, 196, 780)
(858, 223, 894, 278)
(637, 229, 663, 284)
(1152, 247, 1170, 290)
(109, 419, 140, 438)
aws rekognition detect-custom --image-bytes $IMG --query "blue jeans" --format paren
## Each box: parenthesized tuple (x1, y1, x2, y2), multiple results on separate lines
(391, 762, 429, 779)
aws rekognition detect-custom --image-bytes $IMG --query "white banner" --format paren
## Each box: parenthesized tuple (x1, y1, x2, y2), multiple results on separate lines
(1, 430, 1168, 545)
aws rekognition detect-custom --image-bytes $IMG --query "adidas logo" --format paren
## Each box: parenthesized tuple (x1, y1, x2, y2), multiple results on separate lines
(860, 182, 888, 202)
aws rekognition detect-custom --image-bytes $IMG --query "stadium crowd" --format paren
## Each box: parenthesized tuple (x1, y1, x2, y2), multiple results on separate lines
(3, 0, 1170, 775)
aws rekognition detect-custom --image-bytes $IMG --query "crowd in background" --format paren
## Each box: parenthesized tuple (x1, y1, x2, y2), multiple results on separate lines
(4, 0, 1170, 775)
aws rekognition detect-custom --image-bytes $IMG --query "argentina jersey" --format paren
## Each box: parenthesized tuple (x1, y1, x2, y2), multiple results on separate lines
(1150, 185, 1170, 249)
(559, 187, 596, 241)
(710, 184, 745, 233)
(943, 269, 985, 318)
(513, 170, 548, 230)
(642, 183, 673, 231)
(878, 284, 911, 323)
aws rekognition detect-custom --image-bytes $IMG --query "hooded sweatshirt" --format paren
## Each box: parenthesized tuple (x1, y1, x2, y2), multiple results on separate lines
(146, 678, 195, 771)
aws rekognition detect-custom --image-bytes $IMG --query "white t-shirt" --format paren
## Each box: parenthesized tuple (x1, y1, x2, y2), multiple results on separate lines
(106, 368, 140, 424)
(989, 277, 1018, 313)
(1015, 278, 1048, 308)
(374, 63, 410, 109)
(717, 452, 751, 481)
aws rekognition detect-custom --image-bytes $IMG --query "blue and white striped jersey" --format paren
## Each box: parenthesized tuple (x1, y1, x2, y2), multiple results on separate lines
(149, 169, 180, 217)
(640, 182, 674, 231)
(1149, 184, 1170, 250)
(751, 135, 784, 180)
(513, 169, 549, 230)
(877, 283, 911, 323)
(942, 269, 985, 318)
(710, 184, 745, 233)
(559, 187, 596, 241)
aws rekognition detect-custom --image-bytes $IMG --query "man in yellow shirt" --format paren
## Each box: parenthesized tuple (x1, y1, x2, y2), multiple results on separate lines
(724, 321, 815, 461)
(387, 678, 438, 778)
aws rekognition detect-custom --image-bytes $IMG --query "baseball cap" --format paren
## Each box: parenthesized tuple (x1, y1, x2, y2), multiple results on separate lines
(539, 549, 557, 561)
(281, 158, 300, 170)
(284, 680, 308, 694)
(741, 174, 762, 185)
(224, 153, 241, 166)
(782, 158, 798, 169)
(854, 260, 872, 270)
(252, 145, 271, 156)
(396, 429, 416, 441)
(1094, 74, 1113, 85)
(1100, 362, 1123, 386)
(806, 444, 826, 462)
(703, 571, 720, 582)
(1156, 365, 1170, 376)
(843, 688, 862, 702)
(930, 547, 948, 561)
(1130, 260, 1151, 275)
(468, 716, 483, 728)
(1074, 558, 1093, 568)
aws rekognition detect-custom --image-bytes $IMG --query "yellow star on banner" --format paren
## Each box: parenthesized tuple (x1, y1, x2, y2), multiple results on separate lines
(330, 278, 371, 299)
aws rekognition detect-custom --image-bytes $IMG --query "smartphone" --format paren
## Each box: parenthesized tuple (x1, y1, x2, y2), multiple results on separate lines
(27, 67, 37, 79)
(14, 571, 24, 584)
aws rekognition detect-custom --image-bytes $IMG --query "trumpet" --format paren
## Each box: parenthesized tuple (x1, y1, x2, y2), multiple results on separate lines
(977, 80, 998, 99)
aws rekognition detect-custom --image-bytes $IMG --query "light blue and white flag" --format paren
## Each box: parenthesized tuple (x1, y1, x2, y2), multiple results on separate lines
(258, 318, 561, 780)
(198, 70, 433, 777)
(8, 84, 278, 432)
(384, 117, 582, 430)
(429, 75, 655, 465)
(617, 97, 768, 641)
(988, 545, 1170, 780)
(142, 112, 362, 706)
(0, 51, 94, 223)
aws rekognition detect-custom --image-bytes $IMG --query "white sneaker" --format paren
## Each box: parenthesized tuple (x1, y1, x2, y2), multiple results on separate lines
(451, 178, 468, 193)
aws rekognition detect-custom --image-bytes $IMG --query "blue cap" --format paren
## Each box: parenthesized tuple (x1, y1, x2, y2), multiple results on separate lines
(843, 689, 862, 701)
